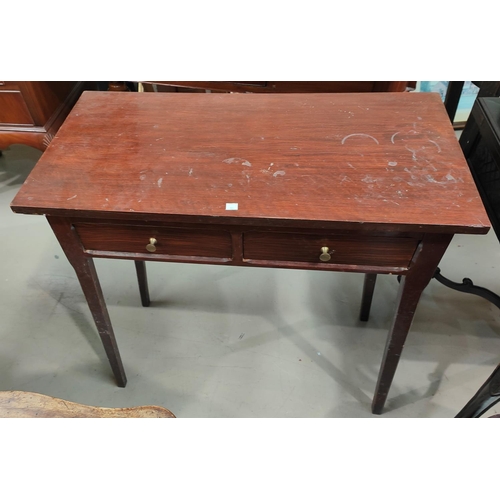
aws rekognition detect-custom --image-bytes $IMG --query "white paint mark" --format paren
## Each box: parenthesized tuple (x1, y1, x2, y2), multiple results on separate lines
(290, 147, 298, 150)
(228, 183, 233, 187)
(140, 174, 146, 181)
(445, 173, 456, 181)
(428, 139, 441, 152)
(188, 168, 193, 176)
(273, 171, 286, 177)
(67, 195, 77, 201)
(347, 163, 356, 169)
(341, 133, 379, 145)
(340, 175, 352, 184)
(388, 161, 398, 166)
(405, 145, 418, 161)
(362, 175, 379, 183)
(105, 198, 109, 202)
(157, 177, 163, 187)
(384, 200, 400, 206)
(155, 137, 163, 141)
(391, 132, 400, 143)
(226, 203, 238, 210)
(417, 117, 422, 120)
(404, 168, 418, 180)
(270, 163, 274, 166)
(223, 158, 252, 167)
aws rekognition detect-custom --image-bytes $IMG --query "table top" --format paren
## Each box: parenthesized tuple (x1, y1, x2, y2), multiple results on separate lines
(11, 91, 489, 234)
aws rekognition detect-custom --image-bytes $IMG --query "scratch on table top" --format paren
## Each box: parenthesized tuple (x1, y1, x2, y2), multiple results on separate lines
(157, 177, 163, 187)
(428, 139, 441, 152)
(388, 161, 398, 166)
(341, 133, 379, 145)
(405, 145, 419, 161)
(423, 173, 463, 185)
(223, 157, 252, 167)
(273, 171, 286, 177)
(188, 168, 193, 176)
(346, 163, 356, 169)
(390, 132, 400, 144)
(67, 195, 77, 201)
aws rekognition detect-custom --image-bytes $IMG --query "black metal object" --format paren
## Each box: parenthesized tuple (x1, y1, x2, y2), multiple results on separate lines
(455, 363, 500, 418)
(439, 92, 500, 417)
(433, 267, 500, 309)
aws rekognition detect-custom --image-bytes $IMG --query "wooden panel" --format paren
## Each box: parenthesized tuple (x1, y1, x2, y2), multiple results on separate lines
(0, 391, 175, 418)
(0, 82, 22, 91)
(243, 231, 419, 267)
(143, 81, 410, 93)
(11, 92, 489, 235)
(18, 81, 77, 125)
(0, 91, 34, 124)
(75, 222, 233, 258)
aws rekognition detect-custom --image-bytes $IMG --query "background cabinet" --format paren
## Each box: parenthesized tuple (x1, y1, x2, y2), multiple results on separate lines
(0, 82, 86, 152)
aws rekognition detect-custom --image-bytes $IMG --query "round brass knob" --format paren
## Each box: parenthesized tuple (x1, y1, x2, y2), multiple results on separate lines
(146, 238, 157, 252)
(320, 247, 331, 262)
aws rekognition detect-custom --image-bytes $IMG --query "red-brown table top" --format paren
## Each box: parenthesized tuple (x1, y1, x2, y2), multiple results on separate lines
(11, 91, 490, 234)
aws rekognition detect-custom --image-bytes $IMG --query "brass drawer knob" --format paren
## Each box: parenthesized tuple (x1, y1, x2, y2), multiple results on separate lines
(320, 246, 331, 262)
(146, 238, 157, 252)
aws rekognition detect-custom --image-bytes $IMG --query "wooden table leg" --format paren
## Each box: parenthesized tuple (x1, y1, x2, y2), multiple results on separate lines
(360, 274, 377, 321)
(134, 260, 150, 307)
(371, 234, 453, 414)
(47, 217, 127, 387)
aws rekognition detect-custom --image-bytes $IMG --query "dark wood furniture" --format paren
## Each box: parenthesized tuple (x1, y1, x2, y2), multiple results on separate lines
(140, 81, 413, 94)
(0, 81, 86, 152)
(0, 391, 175, 418)
(10, 91, 490, 415)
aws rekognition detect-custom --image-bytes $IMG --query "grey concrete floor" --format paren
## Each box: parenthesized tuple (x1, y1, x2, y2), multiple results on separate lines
(1, 144, 500, 418)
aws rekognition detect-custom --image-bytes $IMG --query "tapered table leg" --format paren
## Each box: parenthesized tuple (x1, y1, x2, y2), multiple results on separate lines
(134, 260, 150, 307)
(360, 274, 377, 321)
(371, 234, 453, 414)
(47, 217, 127, 387)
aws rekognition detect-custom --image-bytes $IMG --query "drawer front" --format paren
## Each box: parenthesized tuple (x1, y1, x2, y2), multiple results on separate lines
(75, 223, 233, 259)
(243, 232, 419, 267)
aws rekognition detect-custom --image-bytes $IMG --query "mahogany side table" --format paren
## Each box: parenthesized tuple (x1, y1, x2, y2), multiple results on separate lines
(10, 91, 490, 414)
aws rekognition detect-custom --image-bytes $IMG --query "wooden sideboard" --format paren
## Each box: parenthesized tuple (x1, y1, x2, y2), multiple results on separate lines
(0, 81, 86, 152)
(140, 81, 414, 93)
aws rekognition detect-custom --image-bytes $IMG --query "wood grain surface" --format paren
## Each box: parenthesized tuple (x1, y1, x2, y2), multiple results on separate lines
(0, 391, 175, 418)
(11, 91, 489, 234)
